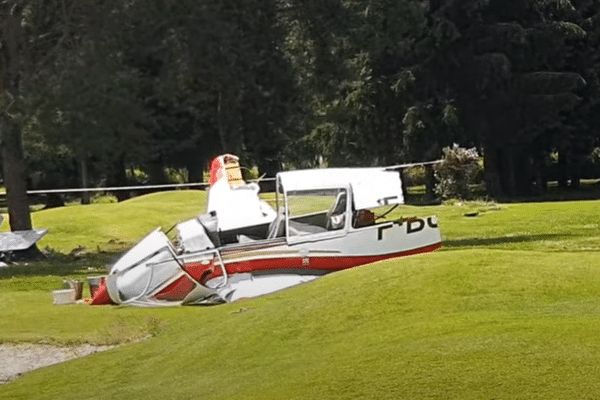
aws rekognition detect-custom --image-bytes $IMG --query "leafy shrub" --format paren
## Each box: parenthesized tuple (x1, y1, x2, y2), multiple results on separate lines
(435, 144, 480, 199)
(591, 147, 600, 164)
(126, 167, 149, 184)
(165, 168, 189, 184)
(91, 194, 118, 204)
(472, 157, 485, 185)
(402, 165, 427, 187)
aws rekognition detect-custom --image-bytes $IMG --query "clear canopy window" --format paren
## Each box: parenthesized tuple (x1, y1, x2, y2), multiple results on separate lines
(285, 188, 348, 236)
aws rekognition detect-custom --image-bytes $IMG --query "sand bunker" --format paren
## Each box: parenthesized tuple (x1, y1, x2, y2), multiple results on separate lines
(0, 343, 112, 384)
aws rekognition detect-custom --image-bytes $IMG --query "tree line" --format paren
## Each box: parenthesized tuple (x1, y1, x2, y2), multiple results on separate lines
(1, 0, 599, 230)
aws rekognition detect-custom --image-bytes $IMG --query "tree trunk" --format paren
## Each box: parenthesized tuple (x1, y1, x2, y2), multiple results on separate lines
(217, 90, 228, 152)
(217, 87, 243, 155)
(108, 153, 130, 201)
(484, 144, 503, 198)
(569, 152, 583, 189)
(424, 164, 436, 202)
(0, 117, 32, 231)
(1, 8, 32, 232)
(503, 146, 517, 197)
(146, 159, 167, 185)
(187, 157, 205, 184)
(513, 148, 532, 196)
(531, 152, 545, 195)
(557, 151, 569, 188)
(258, 158, 281, 193)
(398, 169, 409, 203)
(80, 157, 90, 205)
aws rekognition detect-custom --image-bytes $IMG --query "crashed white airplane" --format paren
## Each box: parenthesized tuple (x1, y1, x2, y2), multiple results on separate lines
(90, 155, 441, 306)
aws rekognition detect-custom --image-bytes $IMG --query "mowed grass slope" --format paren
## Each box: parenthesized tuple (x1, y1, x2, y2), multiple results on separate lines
(32, 190, 208, 252)
(1, 192, 600, 399)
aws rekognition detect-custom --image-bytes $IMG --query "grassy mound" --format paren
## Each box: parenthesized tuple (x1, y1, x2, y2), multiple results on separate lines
(32, 190, 207, 252)
(1, 193, 600, 399)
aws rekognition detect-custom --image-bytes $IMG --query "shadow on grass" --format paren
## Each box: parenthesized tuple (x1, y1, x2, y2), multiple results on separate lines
(442, 233, 570, 249)
(0, 251, 119, 280)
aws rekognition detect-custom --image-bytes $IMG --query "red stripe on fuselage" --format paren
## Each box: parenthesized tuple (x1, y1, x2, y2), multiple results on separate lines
(184, 242, 441, 282)
(309, 242, 441, 271)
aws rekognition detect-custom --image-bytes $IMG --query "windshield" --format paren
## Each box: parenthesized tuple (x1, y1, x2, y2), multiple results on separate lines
(285, 188, 347, 236)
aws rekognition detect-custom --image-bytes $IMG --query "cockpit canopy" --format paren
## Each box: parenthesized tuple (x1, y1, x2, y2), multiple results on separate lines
(276, 168, 404, 210)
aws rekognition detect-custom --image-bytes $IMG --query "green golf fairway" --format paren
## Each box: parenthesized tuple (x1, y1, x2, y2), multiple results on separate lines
(1, 192, 599, 399)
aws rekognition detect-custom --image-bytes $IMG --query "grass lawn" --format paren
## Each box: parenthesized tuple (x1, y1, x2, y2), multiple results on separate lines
(31, 190, 208, 252)
(1, 191, 600, 399)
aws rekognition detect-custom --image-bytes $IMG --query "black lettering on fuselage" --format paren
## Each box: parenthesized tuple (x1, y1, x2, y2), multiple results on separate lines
(407, 218, 425, 234)
(427, 217, 438, 228)
(378, 217, 435, 239)
(377, 224, 394, 240)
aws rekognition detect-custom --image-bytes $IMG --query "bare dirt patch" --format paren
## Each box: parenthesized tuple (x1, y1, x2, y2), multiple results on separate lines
(0, 343, 112, 384)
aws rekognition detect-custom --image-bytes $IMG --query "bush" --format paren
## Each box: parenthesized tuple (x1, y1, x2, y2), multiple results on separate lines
(402, 165, 427, 187)
(126, 167, 149, 184)
(435, 144, 480, 199)
(165, 168, 189, 184)
(591, 147, 600, 164)
(91, 194, 118, 204)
